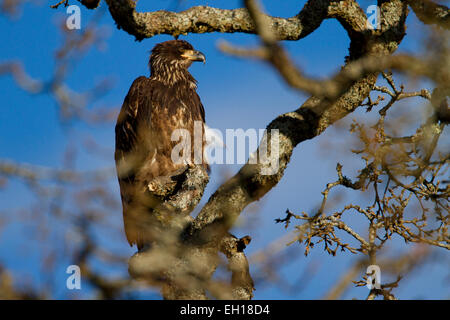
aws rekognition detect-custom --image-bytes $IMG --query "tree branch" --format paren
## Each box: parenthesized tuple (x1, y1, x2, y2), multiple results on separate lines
(407, 0, 450, 29)
(104, 0, 366, 41)
(51, 0, 101, 9)
(188, 1, 408, 243)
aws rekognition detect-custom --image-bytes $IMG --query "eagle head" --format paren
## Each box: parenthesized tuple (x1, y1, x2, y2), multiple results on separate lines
(149, 40, 205, 81)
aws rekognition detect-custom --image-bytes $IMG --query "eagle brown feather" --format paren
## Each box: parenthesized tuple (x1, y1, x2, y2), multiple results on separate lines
(115, 40, 207, 250)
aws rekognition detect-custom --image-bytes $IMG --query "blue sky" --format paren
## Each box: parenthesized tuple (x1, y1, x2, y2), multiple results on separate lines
(0, 1, 448, 299)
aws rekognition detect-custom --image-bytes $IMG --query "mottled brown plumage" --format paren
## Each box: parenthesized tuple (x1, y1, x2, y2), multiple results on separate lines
(115, 40, 207, 250)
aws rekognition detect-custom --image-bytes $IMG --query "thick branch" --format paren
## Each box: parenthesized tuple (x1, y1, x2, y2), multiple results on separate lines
(104, 0, 361, 41)
(407, 0, 450, 29)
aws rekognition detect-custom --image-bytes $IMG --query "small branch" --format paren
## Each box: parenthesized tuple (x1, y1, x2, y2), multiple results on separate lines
(50, 0, 69, 9)
(51, 0, 102, 9)
(221, 42, 446, 100)
(0, 159, 114, 183)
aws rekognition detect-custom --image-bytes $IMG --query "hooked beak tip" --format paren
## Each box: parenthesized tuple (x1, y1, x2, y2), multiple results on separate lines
(197, 51, 206, 64)
(182, 50, 206, 63)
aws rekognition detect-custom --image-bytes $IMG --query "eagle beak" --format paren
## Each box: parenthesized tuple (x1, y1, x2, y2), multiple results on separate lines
(182, 50, 206, 64)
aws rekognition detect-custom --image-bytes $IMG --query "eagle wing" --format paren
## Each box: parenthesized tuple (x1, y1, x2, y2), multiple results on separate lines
(115, 76, 155, 248)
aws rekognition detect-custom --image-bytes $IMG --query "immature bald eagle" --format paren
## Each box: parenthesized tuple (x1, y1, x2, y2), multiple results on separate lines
(115, 40, 207, 250)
